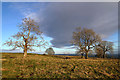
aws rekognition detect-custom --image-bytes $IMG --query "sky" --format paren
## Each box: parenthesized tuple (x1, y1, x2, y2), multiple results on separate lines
(1, 2, 119, 54)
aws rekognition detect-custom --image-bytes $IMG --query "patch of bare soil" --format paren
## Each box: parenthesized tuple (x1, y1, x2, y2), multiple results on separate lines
(0, 68, 8, 71)
(0, 59, 6, 61)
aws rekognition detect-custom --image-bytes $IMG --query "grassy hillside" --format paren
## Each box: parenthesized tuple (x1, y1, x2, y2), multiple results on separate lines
(1, 53, 120, 79)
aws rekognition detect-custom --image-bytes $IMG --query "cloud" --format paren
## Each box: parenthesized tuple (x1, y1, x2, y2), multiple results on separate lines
(0, 49, 22, 52)
(9, 2, 118, 48)
(26, 12, 40, 22)
(37, 2, 118, 47)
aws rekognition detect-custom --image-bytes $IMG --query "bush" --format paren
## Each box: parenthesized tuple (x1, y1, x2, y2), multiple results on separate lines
(45, 47, 55, 55)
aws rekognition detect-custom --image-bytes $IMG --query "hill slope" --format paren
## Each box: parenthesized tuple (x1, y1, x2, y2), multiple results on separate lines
(1, 53, 120, 79)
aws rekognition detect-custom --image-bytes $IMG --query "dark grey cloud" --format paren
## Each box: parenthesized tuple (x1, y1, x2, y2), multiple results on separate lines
(14, 2, 117, 48)
(37, 2, 118, 48)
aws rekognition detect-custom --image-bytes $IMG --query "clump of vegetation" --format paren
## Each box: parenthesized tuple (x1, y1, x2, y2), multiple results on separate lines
(45, 47, 55, 55)
(2, 53, 120, 79)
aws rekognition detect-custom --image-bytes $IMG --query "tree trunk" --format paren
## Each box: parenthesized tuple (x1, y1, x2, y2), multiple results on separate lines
(103, 51, 105, 58)
(81, 53, 84, 58)
(103, 46, 106, 58)
(24, 49, 27, 57)
(85, 52, 88, 59)
(24, 42, 27, 57)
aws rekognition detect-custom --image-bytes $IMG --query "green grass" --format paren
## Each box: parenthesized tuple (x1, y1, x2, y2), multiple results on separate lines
(1, 53, 120, 79)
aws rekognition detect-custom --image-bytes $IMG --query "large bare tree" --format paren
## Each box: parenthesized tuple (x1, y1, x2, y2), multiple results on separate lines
(95, 41, 113, 58)
(4, 18, 47, 57)
(71, 27, 101, 59)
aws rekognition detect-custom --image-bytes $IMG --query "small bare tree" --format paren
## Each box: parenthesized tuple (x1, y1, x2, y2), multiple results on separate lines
(4, 18, 47, 57)
(71, 27, 101, 59)
(95, 41, 113, 58)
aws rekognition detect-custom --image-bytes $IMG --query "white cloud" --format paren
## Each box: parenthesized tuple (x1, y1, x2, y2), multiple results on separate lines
(26, 12, 40, 22)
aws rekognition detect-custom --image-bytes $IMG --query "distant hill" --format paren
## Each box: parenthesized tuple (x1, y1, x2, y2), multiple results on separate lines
(55, 53, 120, 59)
(1, 50, 120, 59)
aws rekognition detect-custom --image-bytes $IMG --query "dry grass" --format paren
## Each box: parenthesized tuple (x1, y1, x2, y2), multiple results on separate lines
(1, 53, 120, 79)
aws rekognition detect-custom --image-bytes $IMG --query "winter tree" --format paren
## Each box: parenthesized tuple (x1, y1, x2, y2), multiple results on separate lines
(95, 41, 113, 58)
(71, 27, 101, 59)
(4, 18, 47, 57)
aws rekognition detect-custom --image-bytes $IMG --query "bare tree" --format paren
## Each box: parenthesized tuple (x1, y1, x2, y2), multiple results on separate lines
(95, 47, 104, 58)
(95, 41, 113, 58)
(4, 18, 47, 57)
(71, 27, 101, 59)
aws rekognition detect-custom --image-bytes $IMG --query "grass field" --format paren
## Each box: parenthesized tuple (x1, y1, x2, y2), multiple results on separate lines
(1, 53, 120, 79)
